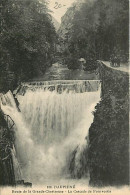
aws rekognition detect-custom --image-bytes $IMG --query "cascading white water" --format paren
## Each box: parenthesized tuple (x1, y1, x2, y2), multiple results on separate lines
(1, 81, 101, 185)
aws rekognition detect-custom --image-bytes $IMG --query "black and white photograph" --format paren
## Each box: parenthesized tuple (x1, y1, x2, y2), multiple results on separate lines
(0, 0, 129, 194)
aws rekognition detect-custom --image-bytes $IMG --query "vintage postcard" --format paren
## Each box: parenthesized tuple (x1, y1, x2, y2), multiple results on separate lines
(0, 0, 129, 195)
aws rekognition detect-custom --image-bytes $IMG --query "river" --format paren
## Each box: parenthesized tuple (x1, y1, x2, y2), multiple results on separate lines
(30, 63, 99, 81)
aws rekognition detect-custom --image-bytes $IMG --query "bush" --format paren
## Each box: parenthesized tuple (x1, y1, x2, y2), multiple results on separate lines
(66, 55, 80, 70)
(83, 59, 97, 71)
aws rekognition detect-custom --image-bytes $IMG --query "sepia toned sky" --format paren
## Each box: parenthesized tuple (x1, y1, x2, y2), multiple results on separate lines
(48, 0, 76, 23)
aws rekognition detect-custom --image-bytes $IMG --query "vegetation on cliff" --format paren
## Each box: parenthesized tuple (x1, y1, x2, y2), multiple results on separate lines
(58, 0, 129, 70)
(68, 65, 129, 186)
(0, 111, 15, 185)
(88, 95, 129, 186)
(88, 68, 129, 186)
(1, 0, 57, 91)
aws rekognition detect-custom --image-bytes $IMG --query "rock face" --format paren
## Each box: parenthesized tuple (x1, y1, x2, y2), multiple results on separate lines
(0, 110, 16, 186)
(58, 0, 85, 40)
(51, 16, 60, 31)
(88, 63, 129, 186)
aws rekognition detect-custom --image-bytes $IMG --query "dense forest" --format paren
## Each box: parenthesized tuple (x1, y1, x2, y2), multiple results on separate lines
(58, 0, 129, 70)
(1, 0, 129, 87)
(0, 0, 57, 92)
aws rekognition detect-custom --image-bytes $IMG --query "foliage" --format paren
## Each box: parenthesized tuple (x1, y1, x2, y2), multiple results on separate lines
(87, 71, 129, 186)
(83, 52, 97, 71)
(66, 55, 80, 70)
(0, 111, 16, 185)
(1, 0, 56, 87)
(60, 0, 129, 70)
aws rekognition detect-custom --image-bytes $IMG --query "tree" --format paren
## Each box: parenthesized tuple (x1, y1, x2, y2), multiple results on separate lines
(1, 0, 57, 88)
(59, 0, 129, 69)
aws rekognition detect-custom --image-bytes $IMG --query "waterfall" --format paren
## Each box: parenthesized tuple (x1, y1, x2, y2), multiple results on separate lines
(14, 80, 100, 95)
(1, 81, 101, 185)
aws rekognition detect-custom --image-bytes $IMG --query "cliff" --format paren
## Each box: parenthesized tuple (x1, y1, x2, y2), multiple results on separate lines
(51, 16, 60, 31)
(58, 0, 86, 40)
(0, 109, 16, 186)
(57, 0, 128, 69)
(88, 63, 129, 186)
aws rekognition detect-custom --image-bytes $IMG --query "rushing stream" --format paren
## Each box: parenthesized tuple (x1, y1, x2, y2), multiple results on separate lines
(1, 80, 101, 186)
